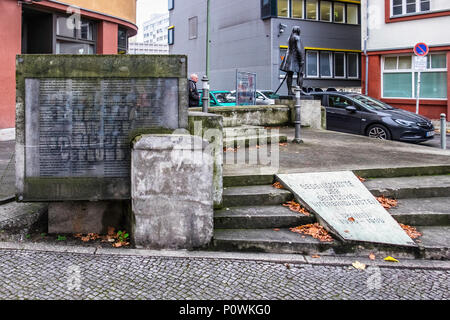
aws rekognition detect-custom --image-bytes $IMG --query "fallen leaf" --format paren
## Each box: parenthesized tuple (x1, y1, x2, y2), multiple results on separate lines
(284, 263, 291, 269)
(384, 256, 399, 263)
(377, 196, 398, 209)
(399, 223, 422, 239)
(107, 226, 116, 236)
(348, 217, 355, 222)
(273, 228, 280, 231)
(282, 201, 311, 216)
(290, 223, 333, 242)
(369, 253, 376, 261)
(344, 230, 350, 233)
(356, 176, 366, 182)
(272, 182, 284, 189)
(311, 255, 320, 259)
(279, 142, 288, 147)
(352, 261, 366, 270)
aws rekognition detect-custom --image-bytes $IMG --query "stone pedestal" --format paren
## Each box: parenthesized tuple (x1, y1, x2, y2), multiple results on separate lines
(131, 134, 214, 249)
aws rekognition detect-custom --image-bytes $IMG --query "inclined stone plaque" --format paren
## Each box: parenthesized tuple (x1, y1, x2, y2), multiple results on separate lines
(16, 55, 188, 201)
(277, 171, 416, 247)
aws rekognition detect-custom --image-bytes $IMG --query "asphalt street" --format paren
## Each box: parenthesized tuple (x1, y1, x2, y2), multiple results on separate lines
(419, 134, 450, 149)
(0, 248, 448, 300)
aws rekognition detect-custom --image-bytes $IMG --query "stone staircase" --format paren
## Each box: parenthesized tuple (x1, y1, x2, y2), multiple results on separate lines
(212, 173, 450, 259)
(223, 125, 287, 148)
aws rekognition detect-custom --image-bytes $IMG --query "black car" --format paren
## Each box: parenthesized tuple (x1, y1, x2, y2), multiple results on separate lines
(311, 92, 435, 143)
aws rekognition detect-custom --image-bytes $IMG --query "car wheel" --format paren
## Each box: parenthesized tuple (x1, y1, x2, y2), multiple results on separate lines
(367, 124, 392, 140)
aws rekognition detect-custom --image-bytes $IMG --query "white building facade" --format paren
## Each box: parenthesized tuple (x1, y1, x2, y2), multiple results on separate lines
(143, 13, 170, 44)
(361, 0, 450, 119)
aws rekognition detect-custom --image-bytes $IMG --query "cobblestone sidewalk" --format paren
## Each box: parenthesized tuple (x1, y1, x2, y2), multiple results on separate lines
(0, 249, 448, 300)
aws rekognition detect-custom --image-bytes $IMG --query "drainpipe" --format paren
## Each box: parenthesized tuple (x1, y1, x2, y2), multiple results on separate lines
(364, 0, 369, 95)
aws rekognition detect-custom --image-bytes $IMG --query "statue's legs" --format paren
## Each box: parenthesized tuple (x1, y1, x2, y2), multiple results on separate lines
(286, 72, 294, 96)
(297, 72, 304, 91)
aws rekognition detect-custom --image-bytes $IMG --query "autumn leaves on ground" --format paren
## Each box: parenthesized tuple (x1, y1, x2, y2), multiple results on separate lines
(272, 180, 422, 243)
(74, 227, 130, 248)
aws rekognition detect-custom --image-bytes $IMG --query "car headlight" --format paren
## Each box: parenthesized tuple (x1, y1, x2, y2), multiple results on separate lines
(394, 119, 416, 127)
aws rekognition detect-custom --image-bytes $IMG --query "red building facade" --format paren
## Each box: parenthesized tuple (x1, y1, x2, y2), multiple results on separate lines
(0, 0, 137, 129)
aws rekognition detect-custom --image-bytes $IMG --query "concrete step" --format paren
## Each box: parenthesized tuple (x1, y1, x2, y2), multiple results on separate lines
(212, 226, 450, 260)
(364, 175, 450, 199)
(223, 125, 267, 137)
(223, 134, 287, 148)
(215, 205, 314, 229)
(222, 185, 293, 207)
(388, 197, 450, 226)
(0, 202, 48, 237)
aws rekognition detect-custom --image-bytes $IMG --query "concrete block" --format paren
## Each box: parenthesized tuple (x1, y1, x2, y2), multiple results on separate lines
(48, 201, 127, 234)
(131, 134, 214, 249)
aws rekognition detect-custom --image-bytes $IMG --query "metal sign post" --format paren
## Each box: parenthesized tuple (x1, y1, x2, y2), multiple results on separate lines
(413, 43, 429, 115)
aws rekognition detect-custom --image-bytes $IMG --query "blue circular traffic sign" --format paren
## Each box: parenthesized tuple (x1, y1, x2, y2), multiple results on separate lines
(414, 43, 429, 56)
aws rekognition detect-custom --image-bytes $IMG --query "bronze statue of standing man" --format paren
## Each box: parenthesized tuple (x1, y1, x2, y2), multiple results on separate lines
(279, 26, 305, 96)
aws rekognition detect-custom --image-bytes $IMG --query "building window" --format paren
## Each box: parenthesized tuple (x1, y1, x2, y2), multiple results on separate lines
(306, 0, 318, 20)
(319, 51, 332, 77)
(333, 2, 345, 23)
(168, 27, 174, 45)
(168, 0, 174, 11)
(347, 4, 359, 24)
(188, 16, 198, 40)
(382, 54, 447, 99)
(320, 1, 332, 22)
(306, 51, 319, 77)
(391, 0, 431, 17)
(334, 52, 346, 78)
(292, 0, 304, 18)
(55, 16, 95, 54)
(278, 0, 289, 17)
(118, 28, 128, 54)
(347, 53, 359, 78)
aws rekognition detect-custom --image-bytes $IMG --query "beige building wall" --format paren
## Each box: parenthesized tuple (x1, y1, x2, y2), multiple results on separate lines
(61, 0, 137, 24)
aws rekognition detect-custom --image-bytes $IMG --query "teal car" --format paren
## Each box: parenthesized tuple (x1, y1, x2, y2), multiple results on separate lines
(197, 90, 236, 107)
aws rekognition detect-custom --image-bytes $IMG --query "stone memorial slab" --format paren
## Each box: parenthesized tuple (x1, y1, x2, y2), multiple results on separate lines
(16, 55, 188, 201)
(277, 171, 416, 247)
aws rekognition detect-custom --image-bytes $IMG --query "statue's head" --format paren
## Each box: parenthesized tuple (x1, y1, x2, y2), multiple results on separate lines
(292, 26, 301, 36)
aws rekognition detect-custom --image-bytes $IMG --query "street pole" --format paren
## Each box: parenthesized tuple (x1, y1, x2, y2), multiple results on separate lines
(293, 86, 303, 144)
(416, 71, 421, 114)
(206, 0, 210, 78)
(441, 113, 447, 150)
(202, 75, 210, 113)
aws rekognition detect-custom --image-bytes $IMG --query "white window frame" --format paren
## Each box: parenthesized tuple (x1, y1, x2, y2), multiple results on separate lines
(347, 53, 360, 79)
(319, 0, 332, 22)
(319, 51, 333, 78)
(291, 0, 304, 19)
(305, 0, 319, 20)
(381, 53, 447, 100)
(334, 52, 346, 79)
(333, 1, 346, 23)
(306, 51, 320, 78)
(390, 0, 432, 17)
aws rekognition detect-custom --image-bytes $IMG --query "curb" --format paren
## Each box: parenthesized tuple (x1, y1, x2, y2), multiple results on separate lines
(0, 241, 449, 271)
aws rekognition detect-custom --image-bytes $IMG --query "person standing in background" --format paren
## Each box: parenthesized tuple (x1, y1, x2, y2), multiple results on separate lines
(188, 73, 200, 107)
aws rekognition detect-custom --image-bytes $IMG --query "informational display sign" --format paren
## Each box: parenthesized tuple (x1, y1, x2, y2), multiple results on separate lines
(16, 55, 188, 201)
(276, 171, 416, 247)
(236, 71, 256, 106)
(414, 56, 428, 71)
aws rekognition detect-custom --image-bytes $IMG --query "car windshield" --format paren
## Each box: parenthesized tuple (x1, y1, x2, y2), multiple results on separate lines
(214, 92, 234, 104)
(349, 94, 394, 110)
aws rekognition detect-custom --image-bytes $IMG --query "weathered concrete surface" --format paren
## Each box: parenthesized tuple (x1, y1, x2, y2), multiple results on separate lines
(223, 185, 292, 207)
(190, 105, 291, 127)
(0, 140, 15, 202)
(364, 175, 450, 199)
(277, 98, 325, 130)
(188, 112, 223, 209)
(131, 134, 213, 250)
(223, 127, 450, 177)
(214, 205, 314, 229)
(48, 201, 127, 234)
(213, 226, 450, 260)
(389, 198, 450, 226)
(0, 202, 47, 234)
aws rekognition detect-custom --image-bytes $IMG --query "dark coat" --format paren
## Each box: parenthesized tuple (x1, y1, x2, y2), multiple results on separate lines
(280, 35, 305, 73)
(188, 79, 200, 107)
